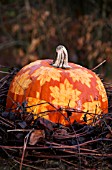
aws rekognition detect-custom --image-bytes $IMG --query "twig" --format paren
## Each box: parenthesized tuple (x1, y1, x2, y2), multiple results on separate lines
(20, 129, 34, 170)
(0, 115, 15, 128)
(61, 158, 77, 167)
(0, 71, 10, 74)
(7, 129, 32, 132)
(14, 158, 44, 170)
(92, 60, 106, 71)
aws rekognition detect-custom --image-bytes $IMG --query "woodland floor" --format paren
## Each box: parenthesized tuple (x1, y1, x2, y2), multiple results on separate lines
(0, 68, 112, 170)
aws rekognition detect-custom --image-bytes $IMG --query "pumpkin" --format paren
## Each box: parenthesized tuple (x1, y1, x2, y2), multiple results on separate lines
(6, 45, 108, 125)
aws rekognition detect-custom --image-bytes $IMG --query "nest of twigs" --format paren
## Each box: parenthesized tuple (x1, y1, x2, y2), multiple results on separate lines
(0, 66, 112, 170)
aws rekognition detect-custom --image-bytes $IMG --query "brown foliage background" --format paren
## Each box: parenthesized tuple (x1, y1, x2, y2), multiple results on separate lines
(0, 0, 112, 81)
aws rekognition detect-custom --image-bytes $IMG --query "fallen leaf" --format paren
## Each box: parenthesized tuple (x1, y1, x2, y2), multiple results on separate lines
(29, 130, 45, 145)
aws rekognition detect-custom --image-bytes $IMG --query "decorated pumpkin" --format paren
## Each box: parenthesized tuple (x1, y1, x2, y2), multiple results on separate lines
(6, 45, 108, 125)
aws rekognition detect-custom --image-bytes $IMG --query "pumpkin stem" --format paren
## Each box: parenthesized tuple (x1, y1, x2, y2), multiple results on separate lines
(52, 45, 71, 68)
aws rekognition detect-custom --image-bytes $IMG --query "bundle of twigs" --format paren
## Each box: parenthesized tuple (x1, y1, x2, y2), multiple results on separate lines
(0, 66, 112, 170)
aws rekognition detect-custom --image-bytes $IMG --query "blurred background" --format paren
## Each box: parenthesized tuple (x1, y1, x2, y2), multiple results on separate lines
(0, 0, 112, 82)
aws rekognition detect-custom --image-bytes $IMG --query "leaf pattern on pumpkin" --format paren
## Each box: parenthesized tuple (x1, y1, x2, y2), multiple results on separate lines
(50, 79, 81, 108)
(66, 69, 93, 88)
(81, 95, 102, 123)
(11, 70, 32, 95)
(26, 92, 49, 119)
(96, 76, 107, 102)
(32, 66, 62, 86)
(22, 60, 42, 71)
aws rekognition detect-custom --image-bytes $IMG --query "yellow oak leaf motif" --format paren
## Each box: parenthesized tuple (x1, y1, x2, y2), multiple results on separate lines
(32, 66, 62, 86)
(50, 79, 81, 108)
(82, 96, 102, 123)
(67, 69, 93, 88)
(96, 76, 107, 102)
(11, 70, 32, 96)
(26, 92, 49, 119)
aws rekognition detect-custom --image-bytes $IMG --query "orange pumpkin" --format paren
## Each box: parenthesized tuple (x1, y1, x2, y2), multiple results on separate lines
(6, 45, 108, 125)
